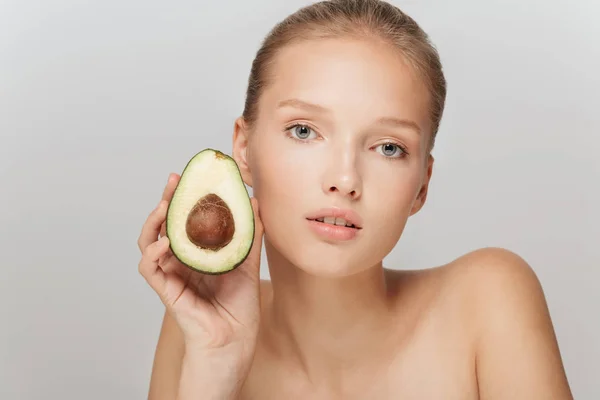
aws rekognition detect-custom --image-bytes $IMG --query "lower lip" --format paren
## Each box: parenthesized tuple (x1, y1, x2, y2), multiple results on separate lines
(306, 219, 360, 241)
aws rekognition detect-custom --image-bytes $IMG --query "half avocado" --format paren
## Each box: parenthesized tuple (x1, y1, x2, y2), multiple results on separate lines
(165, 148, 255, 274)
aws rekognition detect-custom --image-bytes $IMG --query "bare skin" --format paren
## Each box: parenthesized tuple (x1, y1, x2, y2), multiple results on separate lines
(150, 255, 571, 399)
(139, 37, 573, 399)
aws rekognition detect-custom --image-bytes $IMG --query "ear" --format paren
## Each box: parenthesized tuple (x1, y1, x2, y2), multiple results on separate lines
(410, 154, 434, 216)
(232, 116, 253, 187)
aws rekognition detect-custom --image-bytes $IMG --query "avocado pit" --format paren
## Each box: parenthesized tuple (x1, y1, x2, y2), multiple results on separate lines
(186, 193, 235, 251)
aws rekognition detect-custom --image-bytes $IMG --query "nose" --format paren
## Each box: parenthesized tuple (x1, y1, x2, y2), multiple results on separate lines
(321, 149, 362, 201)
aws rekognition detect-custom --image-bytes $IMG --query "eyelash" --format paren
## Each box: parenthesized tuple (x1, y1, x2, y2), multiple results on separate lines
(376, 142, 409, 160)
(283, 123, 321, 145)
(283, 123, 409, 159)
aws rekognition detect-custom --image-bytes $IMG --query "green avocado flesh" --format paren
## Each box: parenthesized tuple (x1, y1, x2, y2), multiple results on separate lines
(166, 148, 255, 274)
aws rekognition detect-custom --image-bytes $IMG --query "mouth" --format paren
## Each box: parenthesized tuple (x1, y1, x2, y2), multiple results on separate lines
(305, 207, 363, 230)
(307, 217, 359, 229)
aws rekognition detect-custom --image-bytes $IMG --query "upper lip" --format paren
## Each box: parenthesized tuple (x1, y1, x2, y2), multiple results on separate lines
(305, 207, 363, 229)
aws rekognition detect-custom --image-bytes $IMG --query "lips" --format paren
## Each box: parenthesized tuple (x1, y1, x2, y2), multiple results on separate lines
(311, 216, 357, 228)
(305, 207, 363, 229)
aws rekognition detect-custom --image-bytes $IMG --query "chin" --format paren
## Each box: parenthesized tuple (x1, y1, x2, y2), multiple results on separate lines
(291, 243, 377, 278)
(262, 217, 389, 278)
(295, 260, 363, 278)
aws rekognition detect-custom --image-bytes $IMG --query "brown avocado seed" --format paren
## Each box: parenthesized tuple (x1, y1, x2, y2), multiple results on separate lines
(186, 193, 235, 250)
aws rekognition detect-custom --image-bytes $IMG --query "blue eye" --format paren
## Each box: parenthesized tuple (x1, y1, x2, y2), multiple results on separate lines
(375, 143, 407, 158)
(287, 124, 317, 140)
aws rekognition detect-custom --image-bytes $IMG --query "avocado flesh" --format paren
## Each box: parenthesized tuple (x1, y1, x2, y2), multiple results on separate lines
(166, 149, 255, 274)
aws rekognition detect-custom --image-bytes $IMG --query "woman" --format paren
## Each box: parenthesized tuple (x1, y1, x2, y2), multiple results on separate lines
(137, 1, 573, 398)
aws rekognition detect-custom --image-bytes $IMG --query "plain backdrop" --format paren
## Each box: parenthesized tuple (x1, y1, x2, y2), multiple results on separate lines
(1, 0, 598, 398)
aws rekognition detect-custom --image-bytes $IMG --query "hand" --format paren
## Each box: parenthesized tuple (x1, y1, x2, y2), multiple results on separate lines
(138, 173, 264, 356)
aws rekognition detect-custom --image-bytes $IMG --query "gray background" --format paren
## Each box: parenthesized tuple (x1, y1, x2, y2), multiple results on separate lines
(2, 0, 598, 398)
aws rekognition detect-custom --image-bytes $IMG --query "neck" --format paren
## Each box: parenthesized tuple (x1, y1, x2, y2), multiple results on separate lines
(260, 239, 398, 385)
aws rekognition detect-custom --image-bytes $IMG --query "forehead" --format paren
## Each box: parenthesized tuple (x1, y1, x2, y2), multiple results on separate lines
(259, 37, 432, 134)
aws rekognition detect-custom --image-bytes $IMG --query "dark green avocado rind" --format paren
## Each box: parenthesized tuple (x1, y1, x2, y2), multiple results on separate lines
(164, 148, 256, 275)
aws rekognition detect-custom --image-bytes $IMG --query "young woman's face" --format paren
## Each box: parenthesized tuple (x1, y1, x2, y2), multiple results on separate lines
(234, 37, 434, 277)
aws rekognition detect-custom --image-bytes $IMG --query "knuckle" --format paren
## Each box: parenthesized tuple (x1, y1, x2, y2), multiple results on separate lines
(148, 208, 158, 221)
(141, 242, 152, 258)
(155, 200, 165, 212)
(147, 204, 161, 221)
(149, 207, 164, 226)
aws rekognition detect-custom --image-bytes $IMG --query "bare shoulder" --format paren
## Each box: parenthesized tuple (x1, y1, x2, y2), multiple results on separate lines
(445, 247, 574, 399)
(441, 247, 543, 305)
(447, 246, 538, 280)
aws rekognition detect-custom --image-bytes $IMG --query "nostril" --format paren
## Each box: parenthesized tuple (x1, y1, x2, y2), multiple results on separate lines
(326, 185, 358, 198)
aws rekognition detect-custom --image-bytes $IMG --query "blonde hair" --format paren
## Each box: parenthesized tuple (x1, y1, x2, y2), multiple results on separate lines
(242, 0, 447, 150)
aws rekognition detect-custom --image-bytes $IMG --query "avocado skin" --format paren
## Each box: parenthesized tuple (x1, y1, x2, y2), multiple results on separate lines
(164, 148, 256, 275)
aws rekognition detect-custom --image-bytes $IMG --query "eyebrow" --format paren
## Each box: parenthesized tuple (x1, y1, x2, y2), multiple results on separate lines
(277, 98, 330, 114)
(375, 116, 422, 136)
(276, 98, 422, 136)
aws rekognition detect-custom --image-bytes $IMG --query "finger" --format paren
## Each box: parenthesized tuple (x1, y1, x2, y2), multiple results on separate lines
(157, 245, 192, 283)
(158, 247, 174, 268)
(138, 200, 168, 252)
(138, 236, 170, 294)
(157, 174, 179, 240)
(159, 220, 166, 239)
(162, 173, 180, 202)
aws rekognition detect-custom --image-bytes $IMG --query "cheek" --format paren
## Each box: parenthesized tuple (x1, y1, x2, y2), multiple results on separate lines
(250, 140, 312, 226)
(368, 166, 422, 220)
(256, 151, 299, 197)
(358, 168, 420, 259)
(252, 135, 320, 198)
